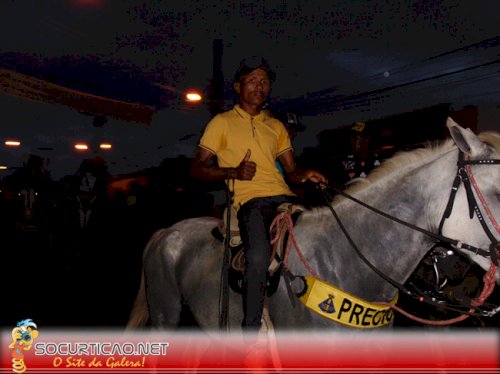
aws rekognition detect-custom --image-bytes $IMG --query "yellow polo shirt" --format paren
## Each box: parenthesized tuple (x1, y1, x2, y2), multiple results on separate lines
(199, 104, 295, 209)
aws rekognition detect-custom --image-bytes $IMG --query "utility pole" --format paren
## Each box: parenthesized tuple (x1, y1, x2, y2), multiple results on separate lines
(207, 39, 225, 117)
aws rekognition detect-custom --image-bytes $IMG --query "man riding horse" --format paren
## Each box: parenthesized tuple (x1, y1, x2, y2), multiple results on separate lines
(189, 56, 328, 333)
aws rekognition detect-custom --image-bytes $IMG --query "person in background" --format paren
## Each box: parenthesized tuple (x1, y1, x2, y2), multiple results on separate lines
(281, 112, 304, 142)
(337, 122, 381, 187)
(274, 112, 326, 206)
(190, 56, 328, 332)
(274, 112, 304, 174)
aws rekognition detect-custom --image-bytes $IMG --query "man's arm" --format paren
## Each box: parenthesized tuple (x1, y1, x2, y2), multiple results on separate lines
(190, 148, 256, 181)
(278, 149, 328, 185)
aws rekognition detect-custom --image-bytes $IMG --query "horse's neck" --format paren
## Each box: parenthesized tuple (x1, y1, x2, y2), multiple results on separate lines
(347, 148, 457, 226)
(295, 150, 457, 299)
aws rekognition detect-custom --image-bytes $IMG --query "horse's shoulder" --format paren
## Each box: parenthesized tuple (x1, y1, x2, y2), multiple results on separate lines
(158, 217, 222, 243)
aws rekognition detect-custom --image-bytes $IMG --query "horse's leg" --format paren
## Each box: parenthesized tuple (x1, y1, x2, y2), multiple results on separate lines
(144, 229, 184, 328)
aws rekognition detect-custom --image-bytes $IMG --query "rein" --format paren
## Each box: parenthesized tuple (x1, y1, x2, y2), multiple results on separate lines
(272, 209, 497, 323)
(313, 149, 500, 321)
(318, 187, 496, 320)
(331, 185, 491, 259)
(272, 149, 499, 325)
(218, 179, 234, 331)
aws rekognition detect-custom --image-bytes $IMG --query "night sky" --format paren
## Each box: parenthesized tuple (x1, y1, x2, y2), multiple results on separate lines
(1, 0, 499, 179)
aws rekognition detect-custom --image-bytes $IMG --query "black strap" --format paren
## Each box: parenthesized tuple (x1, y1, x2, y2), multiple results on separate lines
(319, 187, 494, 317)
(457, 154, 500, 265)
(438, 152, 479, 232)
(283, 268, 297, 308)
(218, 180, 234, 331)
(327, 185, 491, 257)
(458, 157, 476, 219)
(438, 173, 461, 234)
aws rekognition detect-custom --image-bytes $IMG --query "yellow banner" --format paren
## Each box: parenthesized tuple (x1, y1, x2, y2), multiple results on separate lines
(299, 276, 398, 328)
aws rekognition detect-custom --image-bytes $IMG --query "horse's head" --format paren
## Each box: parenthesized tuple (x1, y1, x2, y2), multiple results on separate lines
(443, 118, 500, 283)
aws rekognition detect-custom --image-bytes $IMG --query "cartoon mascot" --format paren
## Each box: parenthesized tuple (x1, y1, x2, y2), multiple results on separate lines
(9, 319, 39, 374)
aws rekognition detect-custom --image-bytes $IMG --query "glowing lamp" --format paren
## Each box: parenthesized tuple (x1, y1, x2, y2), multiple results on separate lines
(0, 165, 7, 170)
(185, 92, 202, 102)
(5, 140, 21, 147)
(99, 143, 112, 150)
(74, 143, 89, 150)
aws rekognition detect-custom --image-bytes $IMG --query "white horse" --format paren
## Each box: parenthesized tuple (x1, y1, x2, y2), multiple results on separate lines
(128, 118, 499, 331)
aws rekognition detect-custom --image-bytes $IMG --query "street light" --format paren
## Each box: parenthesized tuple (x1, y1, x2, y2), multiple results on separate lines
(99, 143, 112, 150)
(74, 143, 89, 151)
(155, 83, 203, 103)
(185, 92, 202, 102)
(5, 140, 21, 147)
(74, 142, 112, 151)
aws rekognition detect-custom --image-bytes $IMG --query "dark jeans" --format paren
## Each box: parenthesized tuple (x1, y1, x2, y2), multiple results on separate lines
(237, 195, 292, 330)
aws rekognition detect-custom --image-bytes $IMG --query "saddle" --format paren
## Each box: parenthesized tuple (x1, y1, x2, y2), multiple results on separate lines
(213, 202, 304, 295)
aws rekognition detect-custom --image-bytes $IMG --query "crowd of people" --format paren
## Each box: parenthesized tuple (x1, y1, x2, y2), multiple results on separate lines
(0, 153, 216, 327)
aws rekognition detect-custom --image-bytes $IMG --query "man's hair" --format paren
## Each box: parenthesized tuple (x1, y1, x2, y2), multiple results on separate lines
(233, 56, 276, 83)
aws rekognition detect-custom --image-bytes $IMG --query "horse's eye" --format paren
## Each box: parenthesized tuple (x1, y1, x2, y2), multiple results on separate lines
(21, 332, 31, 342)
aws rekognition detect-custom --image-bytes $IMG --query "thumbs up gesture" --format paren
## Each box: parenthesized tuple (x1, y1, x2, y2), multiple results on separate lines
(235, 149, 256, 180)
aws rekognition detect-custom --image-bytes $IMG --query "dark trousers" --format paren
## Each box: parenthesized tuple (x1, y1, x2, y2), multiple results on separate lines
(237, 195, 291, 330)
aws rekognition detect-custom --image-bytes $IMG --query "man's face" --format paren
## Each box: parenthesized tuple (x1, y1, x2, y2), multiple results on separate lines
(234, 68, 271, 108)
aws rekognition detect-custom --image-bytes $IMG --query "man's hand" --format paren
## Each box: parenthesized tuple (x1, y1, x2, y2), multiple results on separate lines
(235, 149, 256, 180)
(289, 169, 329, 186)
(300, 170, 328, 185)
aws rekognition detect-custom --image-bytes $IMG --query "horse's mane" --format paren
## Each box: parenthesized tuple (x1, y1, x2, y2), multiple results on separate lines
(304, 129, 499, 216)
(338, 138, 455, 198)
(479, 131, 500, 153)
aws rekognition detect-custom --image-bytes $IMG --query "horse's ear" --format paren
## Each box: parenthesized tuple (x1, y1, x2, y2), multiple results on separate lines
(446, 117, 489, 157)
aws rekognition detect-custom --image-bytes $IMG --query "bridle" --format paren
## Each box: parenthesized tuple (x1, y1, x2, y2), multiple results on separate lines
(319, 149, 500, 318)
(438, 151, 500, 266)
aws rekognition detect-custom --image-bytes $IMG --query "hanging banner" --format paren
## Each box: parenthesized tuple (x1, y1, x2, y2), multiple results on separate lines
(0, 67, 154, 125)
